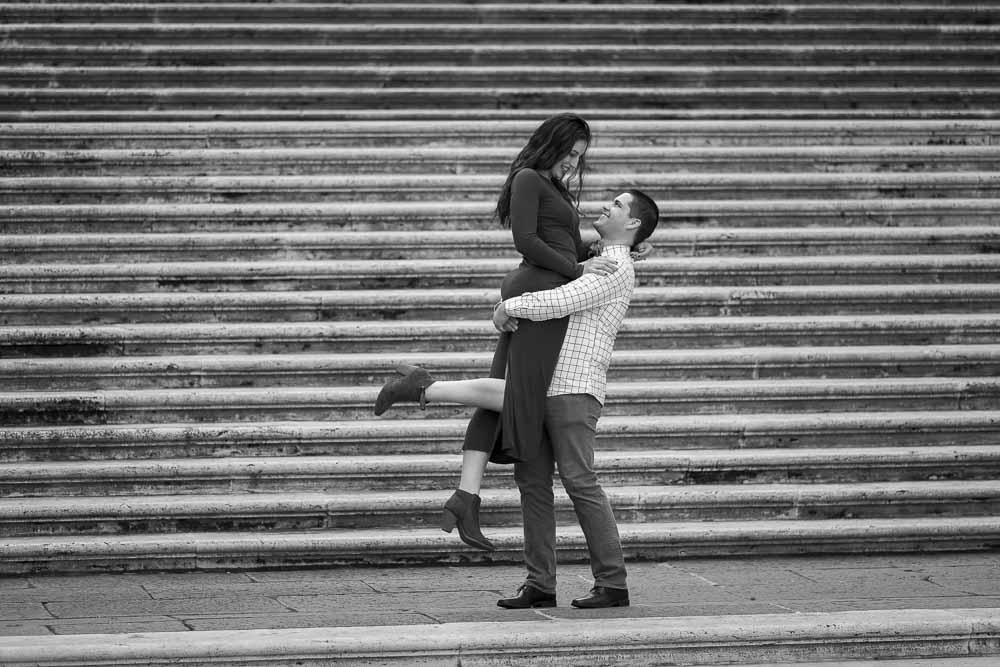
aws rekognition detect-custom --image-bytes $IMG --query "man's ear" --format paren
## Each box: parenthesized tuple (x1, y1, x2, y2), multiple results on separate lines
(627, 217, 642, 230)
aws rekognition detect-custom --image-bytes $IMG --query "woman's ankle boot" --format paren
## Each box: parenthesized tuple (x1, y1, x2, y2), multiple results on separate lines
(441, 489, 495, 551)
(373, 364, 435, 415)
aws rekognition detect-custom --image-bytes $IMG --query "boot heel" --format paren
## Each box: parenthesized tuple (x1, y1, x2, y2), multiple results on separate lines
(440, 509, 458, 533)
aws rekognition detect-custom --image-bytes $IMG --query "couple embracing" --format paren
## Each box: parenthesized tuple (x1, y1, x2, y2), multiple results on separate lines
(375, 114, 660, 610)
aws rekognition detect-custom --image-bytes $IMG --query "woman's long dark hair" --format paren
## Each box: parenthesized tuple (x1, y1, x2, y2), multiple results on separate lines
(495, 113, 591, 228)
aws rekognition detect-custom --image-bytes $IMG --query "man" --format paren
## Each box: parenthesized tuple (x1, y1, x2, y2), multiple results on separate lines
(492, 188, 659, 610)
(373, 189, 659, 609)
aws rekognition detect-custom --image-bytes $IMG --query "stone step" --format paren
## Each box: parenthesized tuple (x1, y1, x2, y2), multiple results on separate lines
(1, 377, 997, 425)
(6, 23, 997, 47)
(11, 106, 997, 123)
(8, 44, 1000, 67)
(1, 609, 997, 667)
(6, 228, 998, 264)
(6, 284, 1000, 326)
(9, 145, 1000, 176)
(1, 516, 998, 573)
(4, 314, 998, 357)
(3, 120, 996, 149)
(5, 172, 998, 204)
(6, 410, 999, 464)
(4, 446, 998, 497)
(4, 199, 998, 232)
(8, 65, 1000, 89)
(6, 227, 999, 264)
(4, 345, 999, 391)
(5, 86, 999, 116)
(6, 3, 999, 24)
(3, 411, 996, 462)
(1, 481, 997, 537)
(3, 256, 999, 293)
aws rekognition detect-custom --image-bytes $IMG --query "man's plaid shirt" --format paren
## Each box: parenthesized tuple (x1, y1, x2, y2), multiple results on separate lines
(502, 244, 635, 405)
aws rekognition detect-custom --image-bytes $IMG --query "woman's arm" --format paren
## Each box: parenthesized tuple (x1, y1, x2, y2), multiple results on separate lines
(574, 224, 593, 262)
(509, 169, 583, 279)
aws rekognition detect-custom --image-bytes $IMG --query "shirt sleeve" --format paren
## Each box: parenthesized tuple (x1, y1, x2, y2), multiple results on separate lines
(509, 169, 583, 279)
(503, 261, 633, 321)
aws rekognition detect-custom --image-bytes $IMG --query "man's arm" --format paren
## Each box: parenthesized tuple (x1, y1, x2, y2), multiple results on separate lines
(500, 261, 632, 322)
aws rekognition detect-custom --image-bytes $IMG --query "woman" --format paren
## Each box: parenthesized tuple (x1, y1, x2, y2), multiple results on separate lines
(375, 113, 619, 550)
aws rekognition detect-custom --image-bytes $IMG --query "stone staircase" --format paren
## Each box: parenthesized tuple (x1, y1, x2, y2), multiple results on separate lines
(2, 1, 1000, 661)
(3, 0, 1000, 573)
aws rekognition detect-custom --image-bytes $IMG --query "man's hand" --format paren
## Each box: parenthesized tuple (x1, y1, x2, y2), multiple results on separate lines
(493, 303, 518, 333)
(631, 241, 654, 262)
(581, 256, 619, 276)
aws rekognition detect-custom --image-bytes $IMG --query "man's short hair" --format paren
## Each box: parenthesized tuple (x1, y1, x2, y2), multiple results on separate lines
(626, 189, 659, 248)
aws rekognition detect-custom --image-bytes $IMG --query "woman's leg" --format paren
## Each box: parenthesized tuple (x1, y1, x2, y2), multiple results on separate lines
(375, 368, 504, 550)
(374, 368, 504, 415)
(424, 378, 505, 412)
(425, 380, 501, 494)
(434, 380, 504, 551)
(424, 378, 504, 495)
(459, 449, 490, 495)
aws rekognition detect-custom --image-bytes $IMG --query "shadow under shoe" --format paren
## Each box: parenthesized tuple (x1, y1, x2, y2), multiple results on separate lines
(441, 489, 495, 551)
(373, 364, 435, 416)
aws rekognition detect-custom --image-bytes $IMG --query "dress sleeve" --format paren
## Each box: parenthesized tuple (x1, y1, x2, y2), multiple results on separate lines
(574, 222, 591, 261)
(509, 169, 583, 279)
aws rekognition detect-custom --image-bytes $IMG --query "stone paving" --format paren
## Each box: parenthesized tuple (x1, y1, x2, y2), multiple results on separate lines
(1, 551, 998, 638)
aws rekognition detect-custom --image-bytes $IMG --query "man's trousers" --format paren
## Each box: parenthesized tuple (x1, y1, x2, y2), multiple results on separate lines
(513, 393, 628, 594)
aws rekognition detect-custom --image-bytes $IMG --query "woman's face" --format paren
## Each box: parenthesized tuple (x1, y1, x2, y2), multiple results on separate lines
(555, 139, 588, 180)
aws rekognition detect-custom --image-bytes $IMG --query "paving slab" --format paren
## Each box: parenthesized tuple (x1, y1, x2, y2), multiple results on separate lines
(802, 596, 1000, 614)
(182, 611, 433, 632)
(47, 617, 189, 636)
(276, 590, 501, 613)
(0, 621, 52, 637)
(65, 571, 259, 587)
(0, 579, 30, 590)
(0, 603, 53, 622)
(726, 569, 956, 600)
(2, 583, 153, 603)
(927, 564, 1000, 595)
(141, 579, 377, 599)
(43, 595, 291, 620)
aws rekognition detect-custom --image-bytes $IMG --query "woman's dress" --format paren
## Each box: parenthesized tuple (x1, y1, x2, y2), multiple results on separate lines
(462, 168, 589, 463)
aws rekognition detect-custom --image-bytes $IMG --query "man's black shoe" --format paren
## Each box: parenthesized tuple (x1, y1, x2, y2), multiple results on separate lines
(497, 584, 556, 609)
(571, 586, 629, 609)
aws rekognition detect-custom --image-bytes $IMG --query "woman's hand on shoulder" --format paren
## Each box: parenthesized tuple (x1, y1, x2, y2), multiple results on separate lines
(581, 256, 619, 277)
(631, 241, 654, 262)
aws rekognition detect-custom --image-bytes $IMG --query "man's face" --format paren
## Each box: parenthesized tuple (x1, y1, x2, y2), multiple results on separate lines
(593, 193, 635, 236)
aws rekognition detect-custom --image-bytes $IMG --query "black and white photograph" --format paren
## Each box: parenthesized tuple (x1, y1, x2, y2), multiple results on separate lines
(1, 1, 999, 664)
